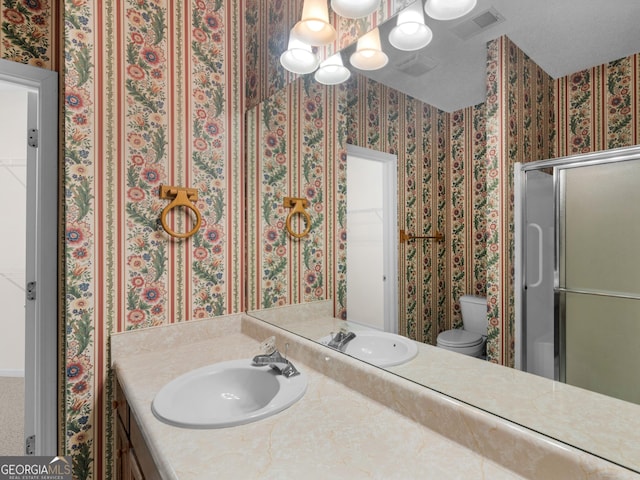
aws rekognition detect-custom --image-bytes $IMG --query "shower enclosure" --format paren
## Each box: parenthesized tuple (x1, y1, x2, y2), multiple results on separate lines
(515, 145, 640, 405)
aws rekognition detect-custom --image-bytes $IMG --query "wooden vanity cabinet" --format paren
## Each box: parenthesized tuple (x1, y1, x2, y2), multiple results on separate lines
(115, 380, 162, 480)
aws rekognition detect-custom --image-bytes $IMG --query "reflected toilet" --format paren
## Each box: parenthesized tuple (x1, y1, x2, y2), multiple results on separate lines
(436, 295, 487, 358)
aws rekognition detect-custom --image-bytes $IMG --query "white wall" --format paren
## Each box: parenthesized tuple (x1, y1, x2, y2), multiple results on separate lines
(0, 88, 28, 375)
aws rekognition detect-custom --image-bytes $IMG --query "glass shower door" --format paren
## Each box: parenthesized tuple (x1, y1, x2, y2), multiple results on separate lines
(559, 158, 640, 404)
(518, 169, 555, 379)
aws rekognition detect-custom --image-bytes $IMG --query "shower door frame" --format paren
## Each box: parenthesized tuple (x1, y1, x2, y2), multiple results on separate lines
(515, 144, 640, 382)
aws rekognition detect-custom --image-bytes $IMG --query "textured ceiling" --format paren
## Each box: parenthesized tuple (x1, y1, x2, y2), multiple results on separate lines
(349, 0, 640, 112)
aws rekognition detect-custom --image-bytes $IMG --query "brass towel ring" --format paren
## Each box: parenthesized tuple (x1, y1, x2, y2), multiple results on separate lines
(159, 185, 202, 239)
(283, 197, 311, 239)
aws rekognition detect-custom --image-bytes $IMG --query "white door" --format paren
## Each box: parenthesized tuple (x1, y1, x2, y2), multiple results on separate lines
(516, 147, 640, 404)
(515, 167, 555, 379)
(0, 59, 58, 455)
(0, 82, 29, 457)
(560, 157, 640, 404)
(346, 145, 398, 333)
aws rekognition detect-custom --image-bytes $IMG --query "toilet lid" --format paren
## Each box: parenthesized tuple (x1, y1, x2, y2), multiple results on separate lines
(437, 329, 483, 347)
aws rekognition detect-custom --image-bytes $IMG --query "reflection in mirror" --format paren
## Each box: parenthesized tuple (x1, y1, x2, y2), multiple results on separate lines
(515, 151, 640, 406)
(344, 145, 398, 333)
(247, 0, 640, 473)
(246, 0, 416, 109)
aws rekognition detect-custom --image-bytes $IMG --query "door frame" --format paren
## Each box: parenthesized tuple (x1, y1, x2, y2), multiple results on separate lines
(0, 58, 58, 455)
(346, 144, 398, 333)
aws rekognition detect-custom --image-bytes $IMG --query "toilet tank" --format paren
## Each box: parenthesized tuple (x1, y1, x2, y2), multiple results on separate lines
(460, 295, 487, 335)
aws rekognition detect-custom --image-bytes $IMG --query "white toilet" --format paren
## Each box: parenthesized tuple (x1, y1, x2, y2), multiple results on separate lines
(436, 295, 487, 358)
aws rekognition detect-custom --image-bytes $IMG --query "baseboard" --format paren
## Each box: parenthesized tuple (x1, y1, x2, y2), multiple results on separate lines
(0, 369, 25, 377)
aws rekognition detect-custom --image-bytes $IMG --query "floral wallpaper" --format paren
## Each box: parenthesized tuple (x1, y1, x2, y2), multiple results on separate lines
(0, 0, 60, 69)
(343, 75, 487, 344)
(556, 53, 640, 156)
(247, 71, 488, 345)
(62, 0, 245, 477)
(246, 76, 347, 312)
(484, 37, 555, 365)
(2, 0, 640, 477)
(63, 0, 95, 475)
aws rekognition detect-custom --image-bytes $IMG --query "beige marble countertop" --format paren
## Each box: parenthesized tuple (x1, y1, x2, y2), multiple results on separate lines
(249, 301, 640, 477)
(112, 312, 638, 479)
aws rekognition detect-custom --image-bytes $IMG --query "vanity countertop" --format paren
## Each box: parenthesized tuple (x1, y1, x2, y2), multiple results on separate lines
(251, 300, 640, 476)
(112, 314, 524, 479)
(112, 313, 638, 479)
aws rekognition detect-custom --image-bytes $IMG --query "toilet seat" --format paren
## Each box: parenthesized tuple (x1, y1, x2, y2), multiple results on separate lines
(437, 329, 483, 348)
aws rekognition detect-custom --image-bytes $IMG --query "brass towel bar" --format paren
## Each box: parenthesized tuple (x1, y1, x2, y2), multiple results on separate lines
(400, 229, 444, 244)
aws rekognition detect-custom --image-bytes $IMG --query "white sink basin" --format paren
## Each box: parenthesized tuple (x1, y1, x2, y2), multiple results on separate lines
(319, 331, 418, 367)
(151, 359, 308, 428)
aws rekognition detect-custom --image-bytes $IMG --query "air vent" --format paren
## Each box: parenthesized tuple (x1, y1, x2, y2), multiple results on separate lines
(452, 7, 505, 40)
(395, 54, 439, 77)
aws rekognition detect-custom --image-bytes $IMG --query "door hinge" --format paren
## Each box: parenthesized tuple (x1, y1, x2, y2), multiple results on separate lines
(28, 128, 38, 148)
(26, 435, 35, 455)
(27, 281, 36, 300)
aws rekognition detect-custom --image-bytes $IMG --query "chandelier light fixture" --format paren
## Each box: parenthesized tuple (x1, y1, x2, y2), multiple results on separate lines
(292, 0, 337, 45)
(331, 0, 380, 19)
(314, 53, 351, 84)
(424, 0, 477, 21)
(389, 2, 433, 51)
(280, 30, 320, 74)
(349, 27, 388, 70)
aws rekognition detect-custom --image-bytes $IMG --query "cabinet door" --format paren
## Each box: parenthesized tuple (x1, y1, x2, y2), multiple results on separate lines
(128, 450, 144, 480)
(115, 417, 132, 480)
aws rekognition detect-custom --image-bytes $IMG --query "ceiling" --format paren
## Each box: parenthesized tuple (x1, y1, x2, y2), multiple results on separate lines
(347, 0, 640, 112)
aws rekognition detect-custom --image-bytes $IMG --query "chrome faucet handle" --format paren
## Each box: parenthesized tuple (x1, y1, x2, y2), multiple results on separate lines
(327, 327, 356, 352)
(251, 338, 300, 377)
(279, 361, 300, 378)
(260, 336, 277, 355)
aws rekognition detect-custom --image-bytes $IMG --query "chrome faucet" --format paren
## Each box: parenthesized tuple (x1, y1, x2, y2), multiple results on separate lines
(251, 337, 300, 378)
(327, 326, 356, 352)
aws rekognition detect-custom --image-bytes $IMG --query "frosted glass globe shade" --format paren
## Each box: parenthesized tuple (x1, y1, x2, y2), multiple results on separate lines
(292, 0, 336, 45)
(349, 28, 388, 70)
(280, 34, 320, 74)
(331, 0, 380, 19)
(389, 3, 433, 51)
(314, 53, 351, 84)
(425, 0, 477, 20)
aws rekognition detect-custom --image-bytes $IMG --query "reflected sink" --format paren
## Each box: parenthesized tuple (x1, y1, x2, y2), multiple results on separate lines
(319, 330, 418, 367)
(151, 359, 308, 428)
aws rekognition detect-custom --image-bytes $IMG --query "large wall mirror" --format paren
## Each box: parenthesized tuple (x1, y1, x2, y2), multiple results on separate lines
(246, 0, 640, 474)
